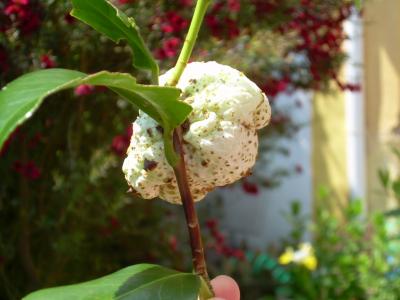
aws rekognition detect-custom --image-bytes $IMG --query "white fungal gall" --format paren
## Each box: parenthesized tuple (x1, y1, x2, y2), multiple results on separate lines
(122, 61, 271, 204)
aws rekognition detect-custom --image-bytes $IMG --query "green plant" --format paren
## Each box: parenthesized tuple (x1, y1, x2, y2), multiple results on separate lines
(0, 1, 363, 299)
(379, 147, 400, 206)
(1, 0, 272, 298)
(273, 194, 400, 300)
(1, 0, 215, 299)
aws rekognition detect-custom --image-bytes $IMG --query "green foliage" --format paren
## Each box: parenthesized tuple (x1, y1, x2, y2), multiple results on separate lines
(355, 0, 363, 10)
(0, 1, 197, 299)
(0, 0, 360, 298)
(379, 147, 400, 206)
(0, 0, 195, 166)
(276, 197, 400, 300)
(71, 0, 159, 81)
(24, 264, 202, 300)
(224, 195, 400, 299)
(0, 69, 191, 166)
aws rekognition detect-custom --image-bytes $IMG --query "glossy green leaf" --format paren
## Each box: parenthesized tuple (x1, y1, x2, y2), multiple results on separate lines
(23, 264, 201, 300)
(0, 69, 192, 165)
(198, 276, 214, 300)
(71, 0, 159, 82)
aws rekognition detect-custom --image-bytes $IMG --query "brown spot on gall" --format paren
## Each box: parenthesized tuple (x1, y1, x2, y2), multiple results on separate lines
(144, 159, 158, 171)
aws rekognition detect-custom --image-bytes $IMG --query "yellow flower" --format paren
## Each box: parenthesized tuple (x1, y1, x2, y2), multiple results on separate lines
(279, 243, 318, 271)
(279, 248, 294, 265)
(302, 255, 317, 271)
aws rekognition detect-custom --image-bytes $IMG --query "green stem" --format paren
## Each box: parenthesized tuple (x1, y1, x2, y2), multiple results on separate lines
(167, 0, 211, 86)
(151, 65, 160, 85)
(165, 0, 213, 297)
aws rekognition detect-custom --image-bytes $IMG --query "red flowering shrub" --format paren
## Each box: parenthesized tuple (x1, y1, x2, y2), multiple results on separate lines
(0, 0, 358, 298)
(111, 126, 133, 157)
(13, 160, 41, 180)
(1, 0, 42, 35)
(206, 219, 245, 261)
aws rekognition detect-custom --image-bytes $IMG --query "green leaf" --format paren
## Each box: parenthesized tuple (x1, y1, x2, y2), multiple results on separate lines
(378, 169, 390, 189)
(198, 276, 214, 300)
(71, 0, 159, 82)
(0, 69, 192, 165)
(393, 180, 400, 199)
(115, 267, 200, 299)
(23, 264, 201, 300)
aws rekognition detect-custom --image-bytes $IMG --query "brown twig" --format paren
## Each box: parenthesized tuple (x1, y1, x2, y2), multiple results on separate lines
(172, 127, 211, 286)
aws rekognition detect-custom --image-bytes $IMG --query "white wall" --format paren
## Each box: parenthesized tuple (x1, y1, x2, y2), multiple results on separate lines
(215, 90, 313, 250)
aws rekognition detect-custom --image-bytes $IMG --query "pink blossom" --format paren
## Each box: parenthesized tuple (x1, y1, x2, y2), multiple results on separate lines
(74, 84, 95, 96)
(117, 0, 134, 4)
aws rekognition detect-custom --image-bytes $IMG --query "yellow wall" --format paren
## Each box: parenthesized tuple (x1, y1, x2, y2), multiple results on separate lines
(312, 90, 348, 210)
(364, 0, 400, 211)
(313, 0, 400, 212)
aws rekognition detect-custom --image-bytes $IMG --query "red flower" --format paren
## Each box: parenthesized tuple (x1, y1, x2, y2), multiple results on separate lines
(117, 0, 134, 4)
(20, 12, 40, 34)
(242, 180, 259, 195)
(233, 249, 245, 260)
(206, 218, 218, 230)
(165, 12, 188, 33)
(74, 84, 95, 96)
(109, 217, 121, 229)
(168, 235, 178, 252)
(180, 0, 193, 7)
(205, 15, 222, 38)
(111, 135, 130, 157)
(154, 37, 181, 60)
(13, 0, 29, 5)
(206, 218, 246, 261)
(111, 126, 133, 157)
(4, 0, 41, 35)
(252, 0, 277, 15)
(227, 0, 240, 12)
(262, 78, 289, 97)
(13, 160, 41, 180)
(225, 17, 240, 39)
(40, 54, 56, 69)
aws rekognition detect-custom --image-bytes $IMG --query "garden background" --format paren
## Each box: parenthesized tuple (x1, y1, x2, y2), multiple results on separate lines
(1, 0, 400, 299)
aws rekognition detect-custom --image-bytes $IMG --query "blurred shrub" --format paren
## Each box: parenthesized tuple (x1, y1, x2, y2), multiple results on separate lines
(271, 192, 400, 300)
(282, 199, 400, 299)
(0, 0, 358, 299)
(379, 147, 400, 206)
(203, 196, 400, 299)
